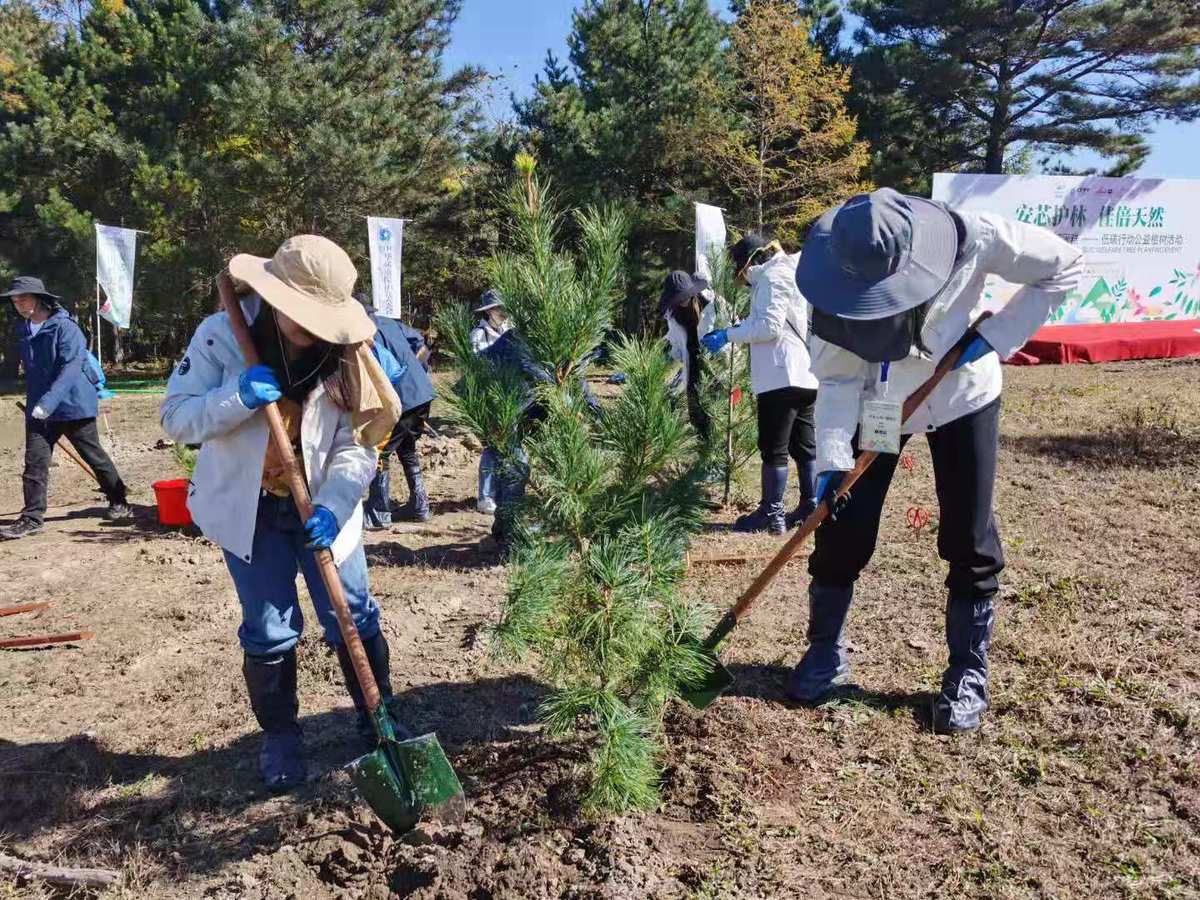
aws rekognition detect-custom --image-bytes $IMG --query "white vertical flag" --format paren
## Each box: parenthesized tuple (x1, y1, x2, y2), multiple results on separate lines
(367, 217, 405, 319)
(694, 203, 727, 282)
(95, 224, 138, 328)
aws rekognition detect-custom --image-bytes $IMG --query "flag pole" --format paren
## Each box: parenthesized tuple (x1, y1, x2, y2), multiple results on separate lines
(94, 281, 102, 369)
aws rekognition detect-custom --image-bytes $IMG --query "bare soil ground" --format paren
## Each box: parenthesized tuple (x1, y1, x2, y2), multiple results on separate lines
(1, 359, 1198, 899)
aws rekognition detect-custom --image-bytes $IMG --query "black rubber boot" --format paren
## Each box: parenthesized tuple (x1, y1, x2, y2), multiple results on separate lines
(242, 651, 306, 790)
(933, 596, 995, 734)
(364, 467, 392, 530)
(335, 631, 412, 743)
(785, 459, 818, 530)
(399, 459, 432, 523)
(786, 581, 854, 703)
(733, 465, 788, 535)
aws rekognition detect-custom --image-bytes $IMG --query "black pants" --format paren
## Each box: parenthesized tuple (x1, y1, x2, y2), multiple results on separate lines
(756, 386, 816, 467)
(22, 417, 127, 523)
(380, 402, 431, 474)
(808, 398, 1004, 600)
(685, 385, 711, 444)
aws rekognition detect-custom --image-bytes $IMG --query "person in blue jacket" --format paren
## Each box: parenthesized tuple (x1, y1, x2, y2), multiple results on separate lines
(356, 295, 437, 526)
(0, 276, 130, 540)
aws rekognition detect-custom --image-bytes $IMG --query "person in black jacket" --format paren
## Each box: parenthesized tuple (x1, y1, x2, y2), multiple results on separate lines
(356, 295, 437, 526)
(1, 276, 130, 540)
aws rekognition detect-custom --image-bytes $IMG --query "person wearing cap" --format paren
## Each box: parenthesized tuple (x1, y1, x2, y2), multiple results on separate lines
(790, 188, 1083, 733)
(161, 235, 402, 790)
(700, 235, 819, 535)
(470, 289, 510, 514)
(659, 270, 726, 443)
(355, 294, 437, 527)
(0, 276, 131, 540)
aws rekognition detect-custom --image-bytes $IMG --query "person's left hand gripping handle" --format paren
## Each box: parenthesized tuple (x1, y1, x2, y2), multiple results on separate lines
(238, 365, 283, 410)
(304, 506, 339, 549)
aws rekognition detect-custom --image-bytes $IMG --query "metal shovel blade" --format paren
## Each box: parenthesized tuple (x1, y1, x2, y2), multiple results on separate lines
(678, 654, 735, 710)
(347, 732, 465, 834)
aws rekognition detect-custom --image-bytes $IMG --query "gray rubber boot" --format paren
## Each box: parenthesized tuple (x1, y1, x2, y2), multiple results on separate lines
(732, 465, 788, 535)
(335, 631, 412, 743)
(933, 596, 994, 734)
(786, 582, 854, 703)
(785, 459, 818, 529)
(243, 650, 306, 790)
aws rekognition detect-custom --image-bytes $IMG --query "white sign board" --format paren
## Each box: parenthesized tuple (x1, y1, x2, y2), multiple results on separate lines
(932, 174, 1200, 325)
(694, 203, 726, 282)
(95, 224, 138, 328)
(367, 216, 405, 319)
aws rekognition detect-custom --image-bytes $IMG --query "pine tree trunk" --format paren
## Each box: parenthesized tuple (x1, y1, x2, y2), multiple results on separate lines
(985, 65, 1011, 174)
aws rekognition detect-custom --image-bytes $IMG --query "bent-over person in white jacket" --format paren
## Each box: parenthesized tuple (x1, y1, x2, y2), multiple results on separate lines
(790, 188, 1083, 733)
(161, 235, 404, 791)
(701, 235, 819, 535)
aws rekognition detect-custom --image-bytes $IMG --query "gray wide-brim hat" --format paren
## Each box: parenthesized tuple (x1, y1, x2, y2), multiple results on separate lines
(474, 289, 504, 314)
(658, 270, 709, 315)
(1, 275, 60, 303)
(796, 188, 957, 320)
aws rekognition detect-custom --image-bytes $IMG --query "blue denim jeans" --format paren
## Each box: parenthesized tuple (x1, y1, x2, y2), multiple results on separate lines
(478, 446, 499, 504)
(224, 494, 381, 656)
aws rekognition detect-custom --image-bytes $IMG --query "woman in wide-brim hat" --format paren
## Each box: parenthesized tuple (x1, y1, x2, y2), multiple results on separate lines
(161, 234, 402, 791)
(788, 187, 1083, 734)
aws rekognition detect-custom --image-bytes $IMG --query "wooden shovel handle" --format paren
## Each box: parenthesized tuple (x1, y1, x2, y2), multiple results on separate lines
(218, 274, 384, 715)
(15, 402, 99, 484)
(722, 313, 993, 631)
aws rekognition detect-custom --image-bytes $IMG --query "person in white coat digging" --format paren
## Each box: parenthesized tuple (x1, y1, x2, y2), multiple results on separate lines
(701, 235, 819, 535)
(791, 188, 1083, 733)
(161, 235, 402, 790)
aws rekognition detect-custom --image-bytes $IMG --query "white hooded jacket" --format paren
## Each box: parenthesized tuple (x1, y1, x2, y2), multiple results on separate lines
(811, 212, 1084, 473)
(160, 295, 375, 565)
(726, 250, 818, 395)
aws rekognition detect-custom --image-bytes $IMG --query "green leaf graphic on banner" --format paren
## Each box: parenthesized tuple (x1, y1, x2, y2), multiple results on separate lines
(1149, 286, 1162, 297)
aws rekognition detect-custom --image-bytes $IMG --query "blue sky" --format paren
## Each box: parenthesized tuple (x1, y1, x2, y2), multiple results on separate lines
(443, 0, 1197, 180)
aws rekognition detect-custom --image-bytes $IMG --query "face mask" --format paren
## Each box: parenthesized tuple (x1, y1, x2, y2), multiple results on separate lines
(812, 303, 931, 363)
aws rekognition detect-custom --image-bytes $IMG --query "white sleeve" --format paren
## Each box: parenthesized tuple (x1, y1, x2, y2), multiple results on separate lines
(469, 326, 488, 354)
(810, 336, 869, 472)
(160, 316, 256, 445)
(973, 215, 1084, 360)
(312, 411, 377, 527)
(727, 270, 790, 345)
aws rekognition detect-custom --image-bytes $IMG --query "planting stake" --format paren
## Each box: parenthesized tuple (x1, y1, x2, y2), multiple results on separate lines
(219, 275, 463, 833)
(679, 316, 992, 709)
(0, 631, 94, 649)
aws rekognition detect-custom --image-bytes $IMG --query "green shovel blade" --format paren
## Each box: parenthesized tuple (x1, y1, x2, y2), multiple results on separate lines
(679, 656, 735, 710)
(347, 732, 465, 834)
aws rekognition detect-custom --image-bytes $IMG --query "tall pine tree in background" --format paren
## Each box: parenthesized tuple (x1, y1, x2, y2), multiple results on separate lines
(850, 0, 1200, 192)
(517, 0, 726, 333)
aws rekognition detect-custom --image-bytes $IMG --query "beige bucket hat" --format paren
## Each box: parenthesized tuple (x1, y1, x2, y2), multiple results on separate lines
(229, 235, 375, 345)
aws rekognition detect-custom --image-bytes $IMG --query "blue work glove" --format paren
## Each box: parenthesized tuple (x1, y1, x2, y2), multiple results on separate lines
(700, 329, 729, 354)
(238, 364, 283, 409)
(304, 505, 339, 549)
(816, 470, 851, 520)
(953, 334, 995, 369)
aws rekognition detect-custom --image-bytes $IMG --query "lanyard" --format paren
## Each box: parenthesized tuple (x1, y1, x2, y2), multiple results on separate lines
(880, 361, 890, 397)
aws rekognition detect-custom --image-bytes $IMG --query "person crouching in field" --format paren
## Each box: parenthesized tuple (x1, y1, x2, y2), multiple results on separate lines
(791, 188, 1082, 733)
(161, 236, 402, 790)
(0, 276, 131, 540)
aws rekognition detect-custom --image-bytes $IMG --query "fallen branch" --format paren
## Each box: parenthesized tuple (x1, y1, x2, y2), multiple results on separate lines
(0, 631, 95, 650)
(0, 852, 121, 889)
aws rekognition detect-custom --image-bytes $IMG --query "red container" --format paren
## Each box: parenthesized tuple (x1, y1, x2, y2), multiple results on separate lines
(152, 479, 193, 527)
